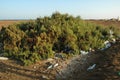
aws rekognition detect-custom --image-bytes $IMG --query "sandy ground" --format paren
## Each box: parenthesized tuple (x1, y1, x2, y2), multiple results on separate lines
(0, 40, 120, 80)
(56, 41, 120, 80)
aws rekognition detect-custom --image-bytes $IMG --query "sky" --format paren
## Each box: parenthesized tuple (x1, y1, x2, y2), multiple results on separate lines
(0, 0, 120, 20)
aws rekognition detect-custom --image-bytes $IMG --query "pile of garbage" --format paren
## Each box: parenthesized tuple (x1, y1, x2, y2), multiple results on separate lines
(0, 53, 8, 60)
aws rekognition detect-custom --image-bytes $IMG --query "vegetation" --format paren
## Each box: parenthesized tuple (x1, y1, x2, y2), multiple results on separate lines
(0, 12, 120, 65)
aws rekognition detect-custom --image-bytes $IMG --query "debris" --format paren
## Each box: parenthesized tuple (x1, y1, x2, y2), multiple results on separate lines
(112, 38, 116, 43)
(100, 41, 111, 50)
(33, 66, 37, 69)
(104, 41, 111, 49)
(47, 63, 59, 70)
(89, 48, 95, 52)
(80, 50, 89, 55)
(0, 57, 8, 60)
(105, 43, 111, 48)
(87, 64, 96, 71)
(47, 65, 53, 70)
(54, 63, 59, 68)
(104, 40, 109, 44)
(41, 75, 49, 79)
(110, 30, 114, 38)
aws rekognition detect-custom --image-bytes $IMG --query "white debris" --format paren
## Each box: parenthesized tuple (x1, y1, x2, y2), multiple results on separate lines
(87, 64, 96, 71)
(112, 38, 116, 43)
(104, 40, 109, 44)
(89, 48, 95, 52)
(106, 43, 111, 48)
(42, 75, 49, 79)
(0, 57, 8, 60)
(33, 66, 37, 69)
(101, 40, 112, 51)
(54, 63, 59, 68)
(109, 29, 114, 38)
(104, 41, 111, 49)
(47, 63, 59, 69)
(47, 65, 53, 70)
(80, 50, 89, 55)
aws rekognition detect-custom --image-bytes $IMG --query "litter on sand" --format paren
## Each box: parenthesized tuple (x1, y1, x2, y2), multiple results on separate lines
(47, 65, 53, 70)
(87, 64, 96, 71)
(54, 63, 59, 68)
(0, 57, 8, 60)
(80, 50, 89, 55)
(47, 63, 59, 70)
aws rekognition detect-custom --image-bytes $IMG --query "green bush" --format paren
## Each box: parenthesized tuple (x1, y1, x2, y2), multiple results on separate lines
(0, 12, 120, 65)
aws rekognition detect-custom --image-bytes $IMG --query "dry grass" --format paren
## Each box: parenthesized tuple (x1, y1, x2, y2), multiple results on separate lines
(86, 20, 120, 29)
(0, 20, 29, 29)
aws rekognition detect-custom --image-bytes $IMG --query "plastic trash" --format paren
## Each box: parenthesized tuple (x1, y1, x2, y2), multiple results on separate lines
(104, 41, 109, 44)
(112, 38, 116, 43)
(47, 63, 59, 69)
(87, 64, 96, 71)
(42, 75, 49, 79)
(54, 63, 59, 68)
(80, 50, 89, 55)
(47, 65, 53, 70)
(0, 57, 8, 60)
(101, 40, 112, 51)
(110, 30, 113, 35)
(104, 41, 111, 49)
(105, 43, 111, 48)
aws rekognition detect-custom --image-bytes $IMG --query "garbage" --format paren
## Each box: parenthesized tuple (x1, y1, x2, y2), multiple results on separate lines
(105, 43, 111, 48)
(104, 41, 111, 49)
(54, 63, 59, 68)
(112, 38, 116, 43)
(87, 64, 96, 71)
(0, 57, 8, 60)
(89, 48, 95, 52)
(104, 40, 109, 45)
(100, 41, 111, 51)
(47, 63, 59, 69)
(109, 30, 114, 38)
(41, 75, 49, 79)
(47, 65, 53, 70)
(80, 50, 89, 55)
(33, 66, 37, 69)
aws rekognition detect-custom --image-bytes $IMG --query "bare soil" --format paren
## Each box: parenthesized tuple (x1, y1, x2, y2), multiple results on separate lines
(0, 41, 120, 80)
(57, 41, 120, 80)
